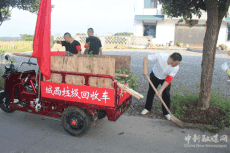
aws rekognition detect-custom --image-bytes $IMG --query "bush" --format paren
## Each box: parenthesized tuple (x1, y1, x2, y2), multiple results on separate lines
(21, 34, 34, 41)
(115, 67, 138, 90)
(176, 42, 183, 47)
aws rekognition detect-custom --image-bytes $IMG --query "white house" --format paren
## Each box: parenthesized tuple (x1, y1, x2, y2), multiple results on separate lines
(134, 0, 230, 47)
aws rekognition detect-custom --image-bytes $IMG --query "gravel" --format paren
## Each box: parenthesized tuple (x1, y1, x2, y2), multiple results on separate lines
(102, 50, 230, 111)
(2, 50, 230, 111)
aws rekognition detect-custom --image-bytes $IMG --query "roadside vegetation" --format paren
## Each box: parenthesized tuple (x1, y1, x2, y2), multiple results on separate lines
(127, 83, 230, 134)
(0, 34, 54, 53)
(171, 88, 230, 133)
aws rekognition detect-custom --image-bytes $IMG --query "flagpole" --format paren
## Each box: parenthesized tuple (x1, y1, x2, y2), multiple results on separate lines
(35, 68, 42, 112)
(38, 68, 41, 101)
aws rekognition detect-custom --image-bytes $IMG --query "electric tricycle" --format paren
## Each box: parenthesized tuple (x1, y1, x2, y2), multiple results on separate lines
(0, 54, 133, 136)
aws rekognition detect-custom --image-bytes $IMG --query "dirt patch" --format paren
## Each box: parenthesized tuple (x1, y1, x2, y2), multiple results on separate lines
(178, 100, 230, 132)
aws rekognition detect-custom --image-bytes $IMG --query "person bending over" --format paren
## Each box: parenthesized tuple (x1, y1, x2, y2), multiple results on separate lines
(142, 52, 182, 120)
(54, 32, 82, 54)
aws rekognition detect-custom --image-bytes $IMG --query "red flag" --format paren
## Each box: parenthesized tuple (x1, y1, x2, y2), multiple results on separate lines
(32, 0, 51, 81)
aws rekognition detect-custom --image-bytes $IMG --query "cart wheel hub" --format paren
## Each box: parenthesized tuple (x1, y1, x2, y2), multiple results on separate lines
(71, 119, 77, 125)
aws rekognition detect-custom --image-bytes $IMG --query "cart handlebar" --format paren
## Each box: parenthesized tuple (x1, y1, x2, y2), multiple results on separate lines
(16, 61, 37, 71)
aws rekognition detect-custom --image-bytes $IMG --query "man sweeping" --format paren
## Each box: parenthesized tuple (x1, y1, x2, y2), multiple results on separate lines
(141, 52, 182, 120)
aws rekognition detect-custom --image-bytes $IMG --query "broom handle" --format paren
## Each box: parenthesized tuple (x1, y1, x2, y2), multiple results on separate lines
(117, 82, 140, 100)
(126, 87, 144, 98)
(145, 75, 172, 115)
(117, 82, 144, 98)
(115, 74, 129, 77)
(13, 53, 36, 58)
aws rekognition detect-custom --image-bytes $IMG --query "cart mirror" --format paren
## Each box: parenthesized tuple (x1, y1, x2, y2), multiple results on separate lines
(5, 55, 9, 60)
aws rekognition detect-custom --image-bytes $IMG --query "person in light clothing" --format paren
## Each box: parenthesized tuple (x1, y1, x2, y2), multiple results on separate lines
(221, 62, 230, 79)
(142, 52, 182, 120)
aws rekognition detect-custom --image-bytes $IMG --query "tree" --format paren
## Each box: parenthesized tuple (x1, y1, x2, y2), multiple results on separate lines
(21, 34, 34, 41)
(20, 34, 54, 48)
(0, 0, 39, 26)
(159, 0, 230, 110)
(0, 0, 54, 26)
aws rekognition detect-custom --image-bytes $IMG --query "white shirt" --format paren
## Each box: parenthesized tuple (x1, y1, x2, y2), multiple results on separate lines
(148, 52, 179, 80)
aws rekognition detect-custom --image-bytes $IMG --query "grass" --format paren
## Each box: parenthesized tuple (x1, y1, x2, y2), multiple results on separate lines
(4, 49, 33, 52)
(126, 47, 138, 49)
(169, 88, 230, 133)
(162, 129, 174, 133)
(0, 39, 54, 53)
(0, 41, 33, 51)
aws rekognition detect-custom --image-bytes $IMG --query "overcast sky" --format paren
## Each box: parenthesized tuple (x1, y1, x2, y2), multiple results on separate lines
(0, 0, 137, 37)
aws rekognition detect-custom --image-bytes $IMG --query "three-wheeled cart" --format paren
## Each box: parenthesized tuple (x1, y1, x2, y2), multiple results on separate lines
(0, 53, 143, 136)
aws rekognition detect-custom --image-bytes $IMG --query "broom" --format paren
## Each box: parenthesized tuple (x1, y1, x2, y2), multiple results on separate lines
(145, 75, 184, 127)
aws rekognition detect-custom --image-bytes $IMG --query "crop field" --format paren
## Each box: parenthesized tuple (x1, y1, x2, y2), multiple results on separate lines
(0, 41, 33, 52)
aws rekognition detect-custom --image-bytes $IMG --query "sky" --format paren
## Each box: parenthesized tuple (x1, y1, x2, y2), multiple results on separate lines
(0, 0, 137, 37)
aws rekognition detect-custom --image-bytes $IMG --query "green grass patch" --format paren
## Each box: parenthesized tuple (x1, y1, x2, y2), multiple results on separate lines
(170, 88, 230, 133)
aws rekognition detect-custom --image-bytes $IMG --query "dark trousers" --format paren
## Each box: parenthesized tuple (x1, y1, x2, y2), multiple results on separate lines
(145, 71, 171, 116)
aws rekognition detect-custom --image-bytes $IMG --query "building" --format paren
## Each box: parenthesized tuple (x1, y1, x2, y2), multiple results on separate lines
(134, 0, 230, 47)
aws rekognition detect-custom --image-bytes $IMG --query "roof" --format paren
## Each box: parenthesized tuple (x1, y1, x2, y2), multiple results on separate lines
(134, 15, 164, 21)
(225, 17, 230, 22)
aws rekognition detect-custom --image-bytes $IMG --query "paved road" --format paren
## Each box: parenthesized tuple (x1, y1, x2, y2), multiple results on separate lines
(0, 110, 229, 153)
(0, 50, 229, 153)
(191, 49, 228, 54)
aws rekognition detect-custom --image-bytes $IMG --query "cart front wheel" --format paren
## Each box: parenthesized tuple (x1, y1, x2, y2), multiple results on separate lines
(0, 92, 15, 113)
(61, 106, 92, 136)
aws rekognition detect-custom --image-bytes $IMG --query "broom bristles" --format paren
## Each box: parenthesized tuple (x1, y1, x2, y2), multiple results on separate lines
(171, 115, 184, 127)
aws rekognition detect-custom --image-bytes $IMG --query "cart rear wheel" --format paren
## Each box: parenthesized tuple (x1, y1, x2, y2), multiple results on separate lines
(0, 92, 15, 113)
(61, 106, 92, 136)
